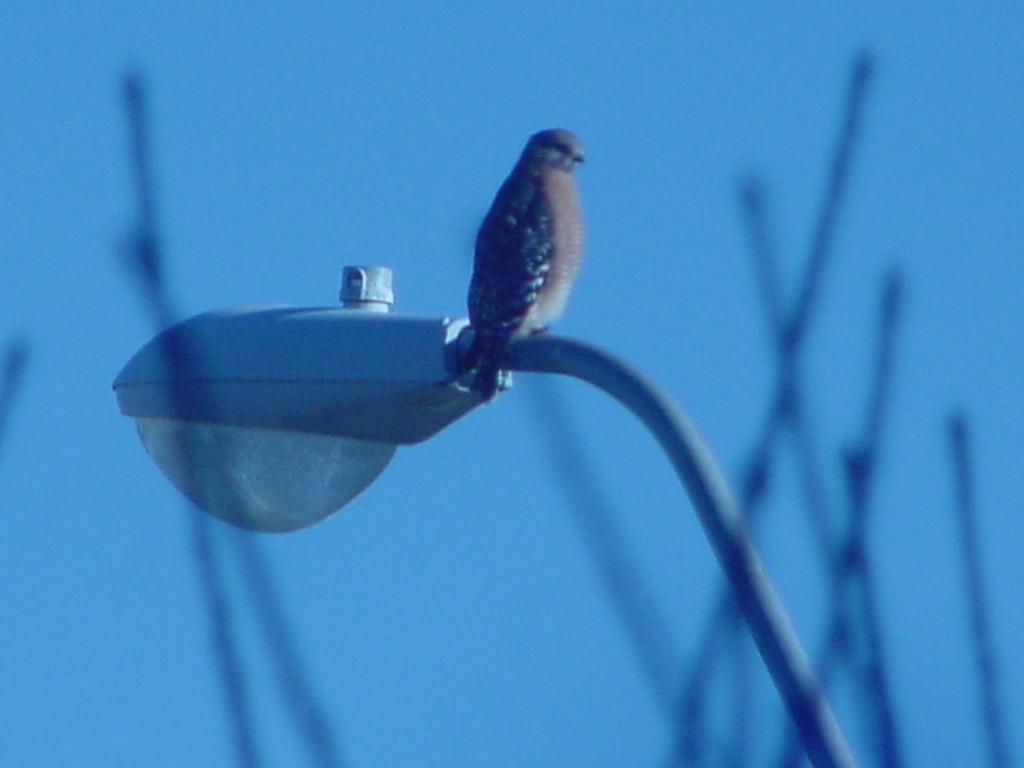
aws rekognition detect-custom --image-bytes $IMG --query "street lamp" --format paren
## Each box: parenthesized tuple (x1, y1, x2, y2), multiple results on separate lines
(113, 266, 481, 532)
(113, 265, 855, 768)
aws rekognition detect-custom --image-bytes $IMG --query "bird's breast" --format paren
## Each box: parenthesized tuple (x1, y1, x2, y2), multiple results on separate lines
(518, 169, 583, 334)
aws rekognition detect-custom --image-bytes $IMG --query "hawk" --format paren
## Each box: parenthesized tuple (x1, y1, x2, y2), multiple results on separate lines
(467, 128, 585, 400)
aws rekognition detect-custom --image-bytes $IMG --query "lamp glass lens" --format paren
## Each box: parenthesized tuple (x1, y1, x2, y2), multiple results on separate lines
(135, 417, 396, 532)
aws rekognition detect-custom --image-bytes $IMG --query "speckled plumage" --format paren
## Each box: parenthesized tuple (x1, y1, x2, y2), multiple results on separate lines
(467, 129, 585, 400)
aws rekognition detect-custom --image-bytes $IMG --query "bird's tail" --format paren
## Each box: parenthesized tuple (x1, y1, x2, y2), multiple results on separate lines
(472, 354, 501, 401)
(465, 328, 507, 401)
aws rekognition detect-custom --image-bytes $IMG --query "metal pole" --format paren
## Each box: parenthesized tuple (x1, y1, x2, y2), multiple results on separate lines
(503, 334, 857, 768)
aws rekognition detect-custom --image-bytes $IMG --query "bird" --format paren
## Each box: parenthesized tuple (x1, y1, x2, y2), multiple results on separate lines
(466, 128, 585, 400)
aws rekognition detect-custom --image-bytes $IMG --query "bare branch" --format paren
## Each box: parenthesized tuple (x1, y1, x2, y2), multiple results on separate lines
(949, 414, 1015, 768)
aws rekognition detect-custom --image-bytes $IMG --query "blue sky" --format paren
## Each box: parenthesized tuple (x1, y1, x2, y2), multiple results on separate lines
(1, 3, 1021, 766)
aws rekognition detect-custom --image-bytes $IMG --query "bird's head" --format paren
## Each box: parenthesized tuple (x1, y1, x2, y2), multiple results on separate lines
(524, 129, 585, 171)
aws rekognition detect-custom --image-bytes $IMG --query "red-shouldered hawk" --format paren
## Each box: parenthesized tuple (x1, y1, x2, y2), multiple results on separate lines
(466, 128, 585, 400)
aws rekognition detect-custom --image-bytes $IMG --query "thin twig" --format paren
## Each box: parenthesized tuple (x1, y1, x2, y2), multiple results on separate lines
(773, 270, 904, 767)
(949, 413, 1014, 768)
(192, 515, 263, 767)
(841, 270, 904, 768)
(0, 339, 30, 474)
(525, 379, 678, 717)
(784, 52, 874, 357)
(724, 633, 754, 768)
(740, 178, 786, 341)
(671, 52, 875, 763)
(121, 69, 344, 768)
(120, 68, 262, 768)
(233, 534, 345, 767)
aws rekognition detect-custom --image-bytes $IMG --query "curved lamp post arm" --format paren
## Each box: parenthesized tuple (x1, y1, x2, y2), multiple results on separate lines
(502, 334, 856, 768)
